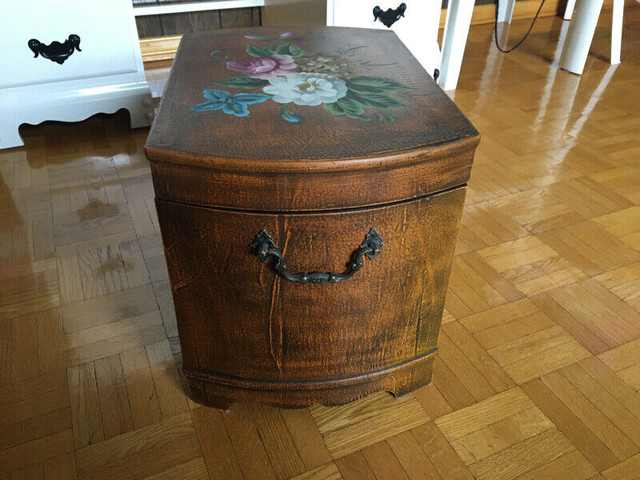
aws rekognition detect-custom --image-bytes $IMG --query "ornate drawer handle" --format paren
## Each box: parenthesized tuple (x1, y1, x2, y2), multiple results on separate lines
(28, 34, 81, 65)
(251, 228, 384, 284)
(373, 3, 407, 28)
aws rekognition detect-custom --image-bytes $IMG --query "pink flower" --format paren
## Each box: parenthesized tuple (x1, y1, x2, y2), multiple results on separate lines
(226, 55, 296, 79)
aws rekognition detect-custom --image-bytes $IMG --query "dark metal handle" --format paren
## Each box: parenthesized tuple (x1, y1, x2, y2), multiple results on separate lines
(251, 228, 384, 284)
(28, 34, 81, 65)
(373, 3, 407, 28)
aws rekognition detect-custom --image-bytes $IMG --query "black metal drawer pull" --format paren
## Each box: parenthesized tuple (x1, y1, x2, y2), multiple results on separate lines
(28, 34, 81, 64)
(251, 228, 384, 284)
(373, 3, 407, 28)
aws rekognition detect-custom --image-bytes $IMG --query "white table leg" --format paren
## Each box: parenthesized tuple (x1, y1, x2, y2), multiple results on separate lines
(559, 0, 604, 74)
(438, 0, 475, 91)
(498, 0, 516, 23)
(325, 1, 335, 26)
(564, 0, 577, 20)
(611, 0, 623, 64)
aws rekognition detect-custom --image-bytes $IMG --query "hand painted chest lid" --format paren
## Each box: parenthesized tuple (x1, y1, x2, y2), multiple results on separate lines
(145, 26, 478, 169)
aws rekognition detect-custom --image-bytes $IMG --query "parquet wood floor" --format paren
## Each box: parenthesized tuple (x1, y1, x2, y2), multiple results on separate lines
(1, 7, 639, 479)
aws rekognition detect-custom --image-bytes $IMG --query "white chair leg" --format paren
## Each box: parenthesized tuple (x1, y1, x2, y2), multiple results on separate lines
(564, 0, 577, 20)
(611, 0, 623, 64)
(559, 0, 604, 74)
(438, 0, 474, 91)
(498, 0, 516, 23)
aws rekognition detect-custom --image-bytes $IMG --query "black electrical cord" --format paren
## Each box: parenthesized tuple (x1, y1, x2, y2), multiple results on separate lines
(494, 0, 547, 53)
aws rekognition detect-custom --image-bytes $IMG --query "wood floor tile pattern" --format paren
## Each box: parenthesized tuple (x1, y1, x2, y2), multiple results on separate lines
(1, 8, 640, 479)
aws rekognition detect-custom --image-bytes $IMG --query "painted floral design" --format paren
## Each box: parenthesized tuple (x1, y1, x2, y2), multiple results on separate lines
(191, 32, 415, 123)
(298, 55, 353, 80)
(189, 89, 269, 117)
(264, 74, 347, 106)
(226, 54, 296, 79)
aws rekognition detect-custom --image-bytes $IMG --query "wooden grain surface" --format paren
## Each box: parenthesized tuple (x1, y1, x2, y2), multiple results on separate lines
(148, 26, 475, 408)
(145, 26, 478, 165)
(156, 188, 463, 406)
(1, 7, 640, 479)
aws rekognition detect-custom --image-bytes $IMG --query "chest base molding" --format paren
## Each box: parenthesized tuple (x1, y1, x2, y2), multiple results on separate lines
(185, 350, 436, 410)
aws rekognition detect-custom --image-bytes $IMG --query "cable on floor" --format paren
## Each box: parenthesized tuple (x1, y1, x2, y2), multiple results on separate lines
(494, 0, 547, 53)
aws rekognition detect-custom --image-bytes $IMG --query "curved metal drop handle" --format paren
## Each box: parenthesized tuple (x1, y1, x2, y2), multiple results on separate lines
(373, 3, 407, 28)
(251, 228, 384, 284)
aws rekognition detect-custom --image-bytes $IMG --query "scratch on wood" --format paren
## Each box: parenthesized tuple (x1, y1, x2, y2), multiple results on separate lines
(268, 226, 290, 374)
(401, 204, 408, 248)
(220, 244, 233, 274)
(268, 275, 282, 373)
(172, 278, 191, 291)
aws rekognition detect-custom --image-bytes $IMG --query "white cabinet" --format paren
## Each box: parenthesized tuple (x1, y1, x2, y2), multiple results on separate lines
(327, 1, 442, 78)
(327, 0, 476, 91)
(0, 0, 153, 150)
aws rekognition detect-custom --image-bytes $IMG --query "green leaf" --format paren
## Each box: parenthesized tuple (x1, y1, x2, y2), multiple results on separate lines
(274, 43, 304, 57)
(347, 76, 406, 93)
(324, 102, 343, 116)
(289, 45, 304, 57)
(280, 105, 302, 123)
(324, 97, 367, 119)
(348, 91, 404, 110)
(246, 44, 273, 57)
(214, 76, 269, 89)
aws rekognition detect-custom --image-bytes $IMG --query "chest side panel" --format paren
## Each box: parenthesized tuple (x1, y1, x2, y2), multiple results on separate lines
(156, 186, 465, 383)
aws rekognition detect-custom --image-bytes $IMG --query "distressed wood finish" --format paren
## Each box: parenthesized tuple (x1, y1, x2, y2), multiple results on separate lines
(145, 26, 479, 408)
(3, 9, 640, 479)
(145, 28, 477, 162)
(157, 189, 465, 408)
(148, 144, 477, 212)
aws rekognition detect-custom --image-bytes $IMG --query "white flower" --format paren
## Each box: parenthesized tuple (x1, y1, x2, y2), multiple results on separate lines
(263, 73, 347, 106)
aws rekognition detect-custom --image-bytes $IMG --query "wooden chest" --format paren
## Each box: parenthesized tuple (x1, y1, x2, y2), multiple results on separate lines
(145, 26, 479, 409)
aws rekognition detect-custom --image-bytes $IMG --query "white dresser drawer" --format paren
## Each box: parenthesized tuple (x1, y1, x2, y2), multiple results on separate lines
(0, 0, 139, 89)
(327, 0, 442, 77)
